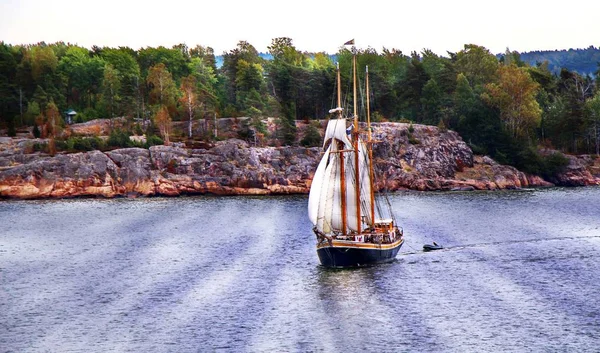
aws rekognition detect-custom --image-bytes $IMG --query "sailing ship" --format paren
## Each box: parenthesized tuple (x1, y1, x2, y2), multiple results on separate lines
(307, 47, 404, 268)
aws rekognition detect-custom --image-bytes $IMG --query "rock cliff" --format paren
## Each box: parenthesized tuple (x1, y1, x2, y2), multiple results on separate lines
(0, 123, 598, 199)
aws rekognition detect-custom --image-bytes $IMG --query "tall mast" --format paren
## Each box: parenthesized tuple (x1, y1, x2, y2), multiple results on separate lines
(352, 52, 361, 234)
(337, 62, 348, 234)
(366, 66, 375, 227)
(337, 62, 342, 115)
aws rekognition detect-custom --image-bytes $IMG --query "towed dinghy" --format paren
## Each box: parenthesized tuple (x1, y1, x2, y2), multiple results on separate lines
(423, 242, 443, 252)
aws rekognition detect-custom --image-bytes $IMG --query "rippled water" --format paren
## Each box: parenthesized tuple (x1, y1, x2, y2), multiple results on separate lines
(1, 188, 600, 352)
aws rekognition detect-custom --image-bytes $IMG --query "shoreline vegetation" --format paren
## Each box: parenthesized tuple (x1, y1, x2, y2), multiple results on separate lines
(0, 119, 598, 200)
(1, 38, 600, 199)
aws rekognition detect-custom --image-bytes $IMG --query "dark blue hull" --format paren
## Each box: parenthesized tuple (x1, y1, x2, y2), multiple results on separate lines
(317, 240, 404, 268)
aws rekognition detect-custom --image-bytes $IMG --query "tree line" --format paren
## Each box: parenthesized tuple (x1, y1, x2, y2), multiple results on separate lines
(518, 46, 600, 76)
(0, 38, 599, 175)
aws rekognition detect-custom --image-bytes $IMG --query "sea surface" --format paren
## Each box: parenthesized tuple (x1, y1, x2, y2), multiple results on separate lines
(1, 188, 600, 352)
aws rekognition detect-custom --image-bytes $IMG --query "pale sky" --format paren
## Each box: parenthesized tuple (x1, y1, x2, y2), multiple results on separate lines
(1, 0, 599, 56)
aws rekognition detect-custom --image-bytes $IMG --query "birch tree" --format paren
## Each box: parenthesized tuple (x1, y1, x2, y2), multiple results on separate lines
(179, 75, 198, 138)
(484, 64, 541, 139)
(146, 63, 176, 108)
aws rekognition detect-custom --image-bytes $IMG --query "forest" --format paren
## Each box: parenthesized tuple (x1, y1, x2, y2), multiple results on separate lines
(0, 38, 599, 177)
(518, 46, 600, 75)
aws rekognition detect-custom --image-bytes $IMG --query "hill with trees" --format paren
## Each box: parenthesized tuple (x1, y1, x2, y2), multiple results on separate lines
(0, 39, 599, 180)
(517, 46, 600, 76)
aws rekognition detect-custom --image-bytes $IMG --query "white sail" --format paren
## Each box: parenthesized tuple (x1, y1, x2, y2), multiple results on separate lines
(309, 122, 376, 234)
(345, 151, 358, 232)
(345, 138, 373, 231)
(310, 119, 351, 234)
(329, 144, 344, 231)
(358, 140, 373, 226)
(307, 148, 330, 225)
(317, 143, 338, 233)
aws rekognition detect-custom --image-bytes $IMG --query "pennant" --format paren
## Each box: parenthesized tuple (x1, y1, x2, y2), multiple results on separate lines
(344, 39, 355, 46)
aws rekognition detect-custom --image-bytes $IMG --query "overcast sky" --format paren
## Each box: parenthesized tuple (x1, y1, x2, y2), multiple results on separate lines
(1, 0, 599, 56)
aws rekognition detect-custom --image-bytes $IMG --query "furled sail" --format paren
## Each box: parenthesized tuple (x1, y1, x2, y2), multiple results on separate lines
(323, 118, 352, 150)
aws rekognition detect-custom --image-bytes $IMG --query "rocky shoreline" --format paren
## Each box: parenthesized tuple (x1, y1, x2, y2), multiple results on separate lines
(1, 123, 599, 199)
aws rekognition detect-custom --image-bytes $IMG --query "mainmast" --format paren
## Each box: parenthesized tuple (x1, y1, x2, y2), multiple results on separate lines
(352, 52, 361, 234)
(366, 66, 375, 227)
(337, 62, 348, 234)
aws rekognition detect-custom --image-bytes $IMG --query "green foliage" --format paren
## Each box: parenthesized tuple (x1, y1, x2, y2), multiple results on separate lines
(437, 119, 447, 132)
(58, 46, 106, 114)
(138, 45, 190, 80)
(31, 85, 49, 110)
(540, 152, 570, 179)
(81, 107, 99, 121)
(3, 40, 599, 161)
(0, 43, 19, 129)
(421, 78, 442, 125)
(235, 60, 264, 92)
(237, 116, 267, 142)
(146, 63, 177, 109)
(237, 88, 265, 114)
(189, 45, 217, 72)
(397, 54, 430, 122)
(32, 141, 48, 153)
(468, 142, 486, 156)
(512, 145, 544, 174)
(53, 133, 161, 151)
(278, 102, 297, 145)
(454, 44, 499, 88)
(55, 136, 106, 152)
(408, 133, 420, 145)
(267, 38, 335, 121)
(101, 64, 121, 118)
(99, 47, 140, 119)
(188, 57, 218, 113)
(483, 64, 541, 138)
(237, 119, 253, 141)
(300, 122, 322, 147)
(371, 111, 385, 122)
(220, 41, 264, 113)
(145, 135, 164, 147)
(107, 129, 133, 148)
(250, 116, 267, 135)
(519, 46, 600, 75)
(508, 147, 569, 179)
(24, 101, 40, 125)
(134, 123, 143, 136)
